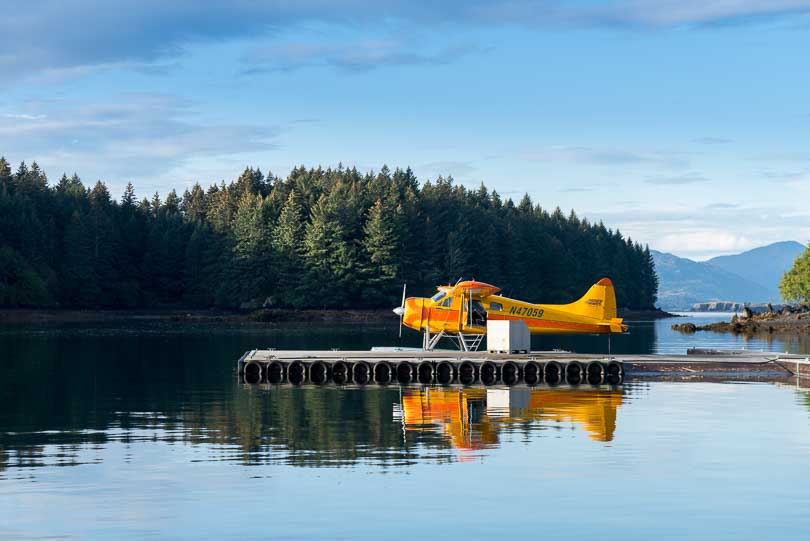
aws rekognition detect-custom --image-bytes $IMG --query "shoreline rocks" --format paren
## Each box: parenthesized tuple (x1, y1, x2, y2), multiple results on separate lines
(673, 302, 810, 335)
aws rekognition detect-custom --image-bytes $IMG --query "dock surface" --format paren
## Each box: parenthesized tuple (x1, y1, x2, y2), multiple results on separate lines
(238, 348, 810, 386)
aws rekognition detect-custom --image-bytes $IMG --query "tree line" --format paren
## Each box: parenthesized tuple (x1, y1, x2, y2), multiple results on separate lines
(0, 157, 658, 309)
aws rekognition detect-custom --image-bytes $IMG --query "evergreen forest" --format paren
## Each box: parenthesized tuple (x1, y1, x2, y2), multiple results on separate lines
(0, 157, 658, 310)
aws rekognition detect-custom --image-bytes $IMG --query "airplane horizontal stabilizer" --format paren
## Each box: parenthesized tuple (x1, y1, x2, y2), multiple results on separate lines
(609, 318, 627, 333)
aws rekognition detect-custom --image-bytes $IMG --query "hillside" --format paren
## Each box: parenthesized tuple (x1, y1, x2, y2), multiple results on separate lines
(0, 158, 658, 310)
(706, 241, 805, 300)
(651, 250, 771, 310)
(652, 241, 805, 310)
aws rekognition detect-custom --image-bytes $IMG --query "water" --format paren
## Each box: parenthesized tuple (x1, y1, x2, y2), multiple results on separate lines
(2, 314, 810, 539)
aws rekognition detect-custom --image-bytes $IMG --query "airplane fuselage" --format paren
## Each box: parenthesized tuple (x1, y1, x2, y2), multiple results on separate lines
(398, 279, 626, 336)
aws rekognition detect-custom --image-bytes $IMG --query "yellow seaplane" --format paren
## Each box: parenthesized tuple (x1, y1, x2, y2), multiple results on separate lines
(393, 278, 627, 350)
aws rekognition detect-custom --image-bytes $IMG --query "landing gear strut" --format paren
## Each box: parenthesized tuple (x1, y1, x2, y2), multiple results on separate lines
(422, 329, 484, 351)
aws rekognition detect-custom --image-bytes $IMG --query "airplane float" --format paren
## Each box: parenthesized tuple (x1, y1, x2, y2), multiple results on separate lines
(393, 278, 627, 350)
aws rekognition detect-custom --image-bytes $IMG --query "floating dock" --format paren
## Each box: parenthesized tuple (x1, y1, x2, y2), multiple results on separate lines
(237, 348, 810, 386)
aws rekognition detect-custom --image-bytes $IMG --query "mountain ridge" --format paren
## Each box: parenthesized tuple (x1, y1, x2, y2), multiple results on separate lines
(652, 241, 805, 310)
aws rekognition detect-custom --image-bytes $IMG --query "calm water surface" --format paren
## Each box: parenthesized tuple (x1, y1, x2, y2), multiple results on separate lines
(2, 314, 810, 539)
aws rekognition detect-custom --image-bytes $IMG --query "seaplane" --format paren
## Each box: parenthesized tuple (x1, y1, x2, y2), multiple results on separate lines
(393, 278, 627, 351)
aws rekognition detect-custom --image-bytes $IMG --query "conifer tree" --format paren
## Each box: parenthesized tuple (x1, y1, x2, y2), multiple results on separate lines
(303, 194, 358, 307)
(272, 190, 307, 307)
(27, 162, 48, 193)
(164, 190, 180, 214)
(0, 246, 51, 306)
(183, 222, 218, 306)
(61, 210, 100, 305)
(0, 157, 11, 196)
(361, 199, 400, 306)
(121, 182, 136, 208)
(182, 183, 207, 221)
(0, 158, 659, 309)
(150, 192, 161, 218)
(230, 192, 273, 305)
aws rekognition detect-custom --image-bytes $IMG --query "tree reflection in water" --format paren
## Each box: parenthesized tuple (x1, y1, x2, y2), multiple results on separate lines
(0, 381, 624, 473)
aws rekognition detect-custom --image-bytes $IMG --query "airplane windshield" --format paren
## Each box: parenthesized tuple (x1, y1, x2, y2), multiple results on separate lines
(431, 292, 447, 303)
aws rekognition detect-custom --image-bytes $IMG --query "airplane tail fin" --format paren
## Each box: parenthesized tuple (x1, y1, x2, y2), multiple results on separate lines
(567, 278, 618, 321)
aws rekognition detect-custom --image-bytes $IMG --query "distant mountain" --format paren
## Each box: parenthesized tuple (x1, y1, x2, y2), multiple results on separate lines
(705, 241, 805, 300)
(652, 250, 772, 310)
(652, 241, 805, 310)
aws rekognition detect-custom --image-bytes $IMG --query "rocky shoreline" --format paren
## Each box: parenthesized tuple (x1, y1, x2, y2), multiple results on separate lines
(672, 304, 810, 335)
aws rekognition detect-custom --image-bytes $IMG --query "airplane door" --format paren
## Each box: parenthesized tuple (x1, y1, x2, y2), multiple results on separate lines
(458, 292, 467, 330)
(460, 292, 486, 330)
(471, 300, 486, 326)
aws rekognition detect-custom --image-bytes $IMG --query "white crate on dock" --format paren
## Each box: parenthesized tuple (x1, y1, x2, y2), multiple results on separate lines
(486, 320, 530, 353)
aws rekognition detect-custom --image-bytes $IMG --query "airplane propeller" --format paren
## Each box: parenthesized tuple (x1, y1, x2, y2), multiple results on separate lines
(393, 283, 407, 338)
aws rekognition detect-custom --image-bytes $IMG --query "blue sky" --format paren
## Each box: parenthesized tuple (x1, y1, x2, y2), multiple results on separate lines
(3, 1, 810, 259)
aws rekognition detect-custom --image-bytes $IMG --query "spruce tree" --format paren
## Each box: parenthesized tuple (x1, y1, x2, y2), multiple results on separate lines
(0, 157, 11, 196)
(88, 181, 120, 305)
(230, 192, 273, 305)
(121, 182, 136, 208)
(272, 190, 307, 307)
(165, 190, 180, 214)
(183, 222, 216, 306)
(61, 210, 100, 305)
(181, 183, 207, 221)
(150, 192, 161, 218)
(303, 194, 358, 307)
(361, 199, 400, 306)
(0, 246, 51, 306)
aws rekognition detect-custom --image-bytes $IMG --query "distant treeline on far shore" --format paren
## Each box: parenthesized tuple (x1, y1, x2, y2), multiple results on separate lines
(0, 157, 658, 310)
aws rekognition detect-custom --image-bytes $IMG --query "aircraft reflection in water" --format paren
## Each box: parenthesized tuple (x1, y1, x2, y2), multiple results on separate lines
(396, 387, 623, 453)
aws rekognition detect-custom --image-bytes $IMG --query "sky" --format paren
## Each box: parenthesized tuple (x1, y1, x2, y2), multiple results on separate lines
(2, 1, 810, 260)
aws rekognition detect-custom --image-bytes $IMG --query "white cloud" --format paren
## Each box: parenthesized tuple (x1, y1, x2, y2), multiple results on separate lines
(5, 1, 810, 84)
(656, 231, 756, 258)
(692, 137, 732, 145)
(784, 173, 810, 191)
(1, 113, 47, 121)
(605, 0, 810, 26)
(417, 160, 477, 178)
(645, 171, 708, 185)
(243, 39, 486, 73)
(0, 94, 278, 189)
(576, 202, 810, 259)
(521, 145, 691, 168)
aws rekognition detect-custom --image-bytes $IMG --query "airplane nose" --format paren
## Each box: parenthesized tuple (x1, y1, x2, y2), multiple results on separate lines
(393, 306, 405, 316)
(401, 298, 424, 331)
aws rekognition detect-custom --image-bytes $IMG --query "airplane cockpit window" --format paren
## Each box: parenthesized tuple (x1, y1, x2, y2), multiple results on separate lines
(489, 302, 503, 312)
(431, 292, 447, 303)
(439, 297, 453, 308)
